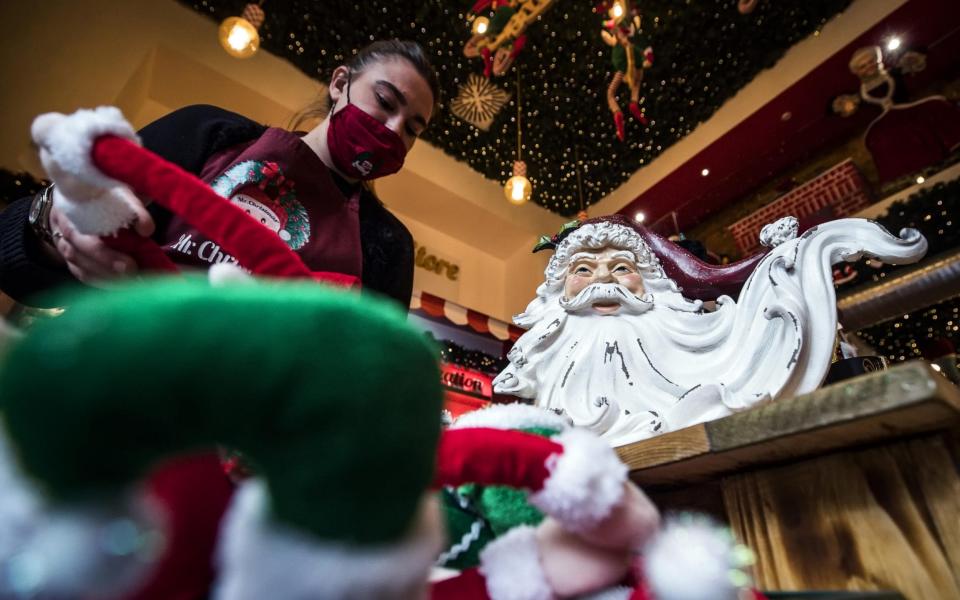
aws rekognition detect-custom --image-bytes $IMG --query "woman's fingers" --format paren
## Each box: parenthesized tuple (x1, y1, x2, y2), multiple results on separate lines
(50, 208, 138, 283)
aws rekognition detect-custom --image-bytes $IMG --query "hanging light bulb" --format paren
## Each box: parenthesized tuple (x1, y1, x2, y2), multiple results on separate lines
(505, 71, 532, 205)
(612, 1, 625, 19)
(219, 3, 265, 59)
(472, 16, 490, 35)
(505, 160, 532, 205)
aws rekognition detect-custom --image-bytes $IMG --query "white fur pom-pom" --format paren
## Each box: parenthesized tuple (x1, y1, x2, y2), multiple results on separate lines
(478, 525, 553, 600)
(214, 481, 441, 600)
(31, 107, 140, 191)
(528, 428, 626, 534)
(208, 263, 253, 286)
(644, 515, 747, 600)
(451, 402, 571, 432)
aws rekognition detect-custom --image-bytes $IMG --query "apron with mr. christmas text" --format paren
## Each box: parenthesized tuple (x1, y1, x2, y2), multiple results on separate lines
(161, 127, 363, 279)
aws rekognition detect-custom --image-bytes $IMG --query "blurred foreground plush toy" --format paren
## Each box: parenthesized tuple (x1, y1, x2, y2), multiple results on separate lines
(0, 280, 757, 600)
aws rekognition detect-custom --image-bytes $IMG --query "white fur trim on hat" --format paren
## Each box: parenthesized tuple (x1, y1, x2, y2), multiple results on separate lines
(213, 480, 442, 600)
(451, 403, 571, 432)
(579, 587, 633, 600)
(31, 107, 140, 191)
(478, 525, 553, 600)
(0, 428, 157, 599)
(644, 517, 741, 600)
(50, 185, 142, 236)
(208, 263, 253, 286)
(528, 429, 626, 534)
(0, 424, 41, 562)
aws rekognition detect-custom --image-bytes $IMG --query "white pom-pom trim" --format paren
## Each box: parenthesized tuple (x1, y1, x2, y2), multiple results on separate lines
(478, 525, 553, 600)
(579, 587, 633, 600)
(644, 517, 740, 600)
(208, 263, 253, 286)
(528, 428, 626, 534)
(31, 107, 140, 191)
(0, 424, 41, 561)
(451, 403, 570, 432)
(213, 480, 441, 600)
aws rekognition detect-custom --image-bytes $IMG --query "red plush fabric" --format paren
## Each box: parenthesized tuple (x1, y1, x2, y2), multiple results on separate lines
(434, 428, 562, 491)
(91, 135, 316, 280)
(430, 568, 491, 600)
(103, 229, 179, 273)
(121, 453, 235, 600)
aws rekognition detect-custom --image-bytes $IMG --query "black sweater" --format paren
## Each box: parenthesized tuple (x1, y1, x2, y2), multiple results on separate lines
(0, 105, 414, 308)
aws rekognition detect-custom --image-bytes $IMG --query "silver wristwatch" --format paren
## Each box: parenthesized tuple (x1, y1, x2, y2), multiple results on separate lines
(28, 185, 55, 245)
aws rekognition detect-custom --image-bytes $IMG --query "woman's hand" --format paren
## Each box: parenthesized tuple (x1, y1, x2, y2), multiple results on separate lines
(48, 199, 155, 286)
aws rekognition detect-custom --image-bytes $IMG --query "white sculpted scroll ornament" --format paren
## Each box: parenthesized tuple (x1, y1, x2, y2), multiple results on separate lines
(494, 216, 928, 446)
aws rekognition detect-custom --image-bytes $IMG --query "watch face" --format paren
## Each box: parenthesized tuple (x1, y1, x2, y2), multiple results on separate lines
(28, 194, 43, 224)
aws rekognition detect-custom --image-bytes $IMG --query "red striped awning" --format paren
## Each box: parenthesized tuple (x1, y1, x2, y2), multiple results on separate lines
(411, 291, 525, 342)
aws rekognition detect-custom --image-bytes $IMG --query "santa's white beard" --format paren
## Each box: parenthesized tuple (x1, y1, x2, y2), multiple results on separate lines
(494, 284, 735, 446)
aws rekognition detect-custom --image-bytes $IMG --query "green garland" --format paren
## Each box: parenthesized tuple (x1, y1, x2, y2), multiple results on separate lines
(181, 0, 850, 215)
(836, 177, 960, 294)
(431, 334, 507, 375)
(844, 177, 960, 362)
(857, 297, 960, 363)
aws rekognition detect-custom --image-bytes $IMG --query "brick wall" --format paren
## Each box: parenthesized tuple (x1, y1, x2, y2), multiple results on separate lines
(728, 159, 872, 255)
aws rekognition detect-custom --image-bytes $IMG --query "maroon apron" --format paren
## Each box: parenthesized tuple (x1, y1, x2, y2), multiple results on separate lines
(161, 127, 363, 279)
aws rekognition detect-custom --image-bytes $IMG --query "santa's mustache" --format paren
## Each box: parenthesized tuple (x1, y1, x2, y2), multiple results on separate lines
(558, 282, 653, 314)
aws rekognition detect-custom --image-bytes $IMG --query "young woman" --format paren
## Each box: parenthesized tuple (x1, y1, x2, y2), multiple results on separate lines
(0, 39, 440, 309)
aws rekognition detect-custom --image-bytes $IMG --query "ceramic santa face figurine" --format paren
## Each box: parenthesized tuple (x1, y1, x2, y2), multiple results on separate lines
(495, 215, 927, 446)
(562, 247, 646, 315)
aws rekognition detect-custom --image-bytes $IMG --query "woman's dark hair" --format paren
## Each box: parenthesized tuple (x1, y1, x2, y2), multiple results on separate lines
(290, 39, 441, 130)
(345, 39, 441, 114)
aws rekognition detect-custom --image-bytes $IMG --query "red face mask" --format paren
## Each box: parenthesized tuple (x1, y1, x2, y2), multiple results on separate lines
(326, 77, 408, 180)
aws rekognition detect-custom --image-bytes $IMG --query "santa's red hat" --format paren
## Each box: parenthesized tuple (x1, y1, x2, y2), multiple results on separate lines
(535, 214, 768, 300)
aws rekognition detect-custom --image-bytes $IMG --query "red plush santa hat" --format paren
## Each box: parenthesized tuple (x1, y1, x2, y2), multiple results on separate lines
(30, 107, 357, 287)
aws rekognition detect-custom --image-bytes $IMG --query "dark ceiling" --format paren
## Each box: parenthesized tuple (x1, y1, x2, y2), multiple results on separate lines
(619, 0, 960, 234)
(184, 0, 851, 216)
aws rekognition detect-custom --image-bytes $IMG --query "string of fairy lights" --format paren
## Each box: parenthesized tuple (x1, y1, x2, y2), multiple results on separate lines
(433, 335, 508, 375)
(185, 0, 850, 216)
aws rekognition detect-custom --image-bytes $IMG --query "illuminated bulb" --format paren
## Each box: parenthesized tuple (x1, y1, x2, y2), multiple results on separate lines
(227, 24, 254, 51)
(218, 4, 264, 59)
(472, 16, 490, 35)
(916, 176, 926, 184)
(505, 160, 532, 205)
(886, 37, 901, 51)
(612, 2, 624, 18)
(635, 212, 646, 223)
(701, 168, 710, 177)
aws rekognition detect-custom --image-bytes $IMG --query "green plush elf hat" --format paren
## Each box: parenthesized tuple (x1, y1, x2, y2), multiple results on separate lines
(0, 278, 444, 599)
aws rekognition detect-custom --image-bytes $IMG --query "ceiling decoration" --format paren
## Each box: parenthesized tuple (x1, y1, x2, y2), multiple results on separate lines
(450, 73, 512, 131)
(184, 0, 851, 215)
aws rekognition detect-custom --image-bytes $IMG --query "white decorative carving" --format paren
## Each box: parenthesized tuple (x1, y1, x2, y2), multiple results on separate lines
(759, 216, 799, 248)
(495, 218, 927, 446)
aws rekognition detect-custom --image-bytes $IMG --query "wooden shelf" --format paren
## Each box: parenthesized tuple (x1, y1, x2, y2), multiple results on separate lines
(616, 361, 960, 487)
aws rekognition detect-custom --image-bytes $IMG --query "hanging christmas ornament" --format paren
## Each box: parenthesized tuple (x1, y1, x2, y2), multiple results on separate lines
(597, 1, 654, 141)
(450, 73, 512, 131)
(218, 2, 265, 59)
(463, 0, 556, 78)
(505, 73, 532, 205)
